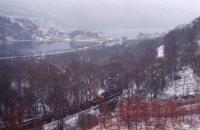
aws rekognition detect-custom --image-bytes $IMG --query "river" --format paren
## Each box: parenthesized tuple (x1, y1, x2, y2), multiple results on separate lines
(0, 41, 72, 57)
(0, 28, 170, 59)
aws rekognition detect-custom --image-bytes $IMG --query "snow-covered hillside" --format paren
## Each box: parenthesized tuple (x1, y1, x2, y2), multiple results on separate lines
(164, 67, 200, 97)
(156, 45, 164, 58)
(0, 15, 71, 42)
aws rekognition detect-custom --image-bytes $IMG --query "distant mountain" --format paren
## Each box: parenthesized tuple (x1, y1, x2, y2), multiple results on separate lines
(0, 15, 71, 43)
(0, 15, 41, 42)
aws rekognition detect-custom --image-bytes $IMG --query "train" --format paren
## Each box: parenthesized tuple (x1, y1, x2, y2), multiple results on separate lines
(0, 88, 122, 130)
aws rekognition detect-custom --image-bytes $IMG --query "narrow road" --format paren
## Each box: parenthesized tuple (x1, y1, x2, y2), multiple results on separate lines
(0, 42, 103, 60)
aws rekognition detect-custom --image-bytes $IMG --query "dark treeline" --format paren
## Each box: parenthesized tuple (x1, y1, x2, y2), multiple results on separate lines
(0, 36, 162, 129)
(0, 17, 200, 129)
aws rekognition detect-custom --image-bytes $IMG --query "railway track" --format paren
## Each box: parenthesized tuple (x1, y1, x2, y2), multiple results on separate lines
(0, 90, 122, 130)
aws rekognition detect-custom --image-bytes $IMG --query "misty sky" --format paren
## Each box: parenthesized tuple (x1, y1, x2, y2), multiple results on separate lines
(0, 0, 200, 30)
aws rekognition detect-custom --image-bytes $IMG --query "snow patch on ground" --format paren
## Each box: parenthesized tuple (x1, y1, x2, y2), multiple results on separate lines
(121, 84, 137, 98)
(165, 67, 200, 97)
(98, 88, 105, 95)
(197, 40, 200, 46)
(156, 45, 164, 58)
(43, 106, 99, 130)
